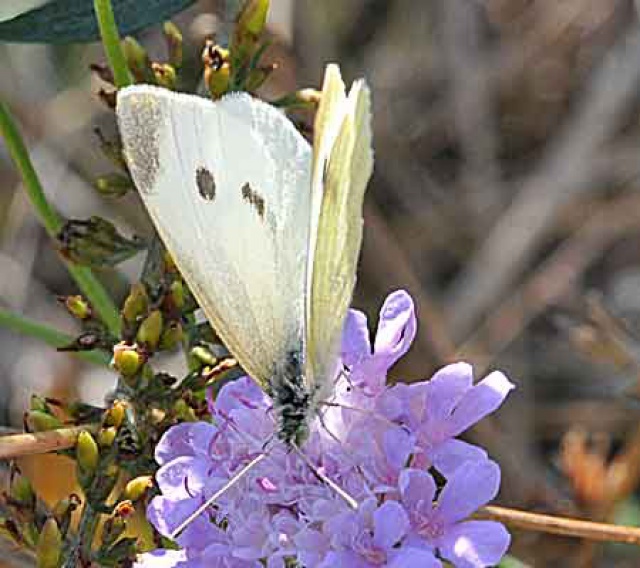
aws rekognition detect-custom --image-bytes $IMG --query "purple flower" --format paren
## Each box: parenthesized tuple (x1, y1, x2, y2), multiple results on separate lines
(377, 362, 514, 476)
(320, 498, 440, 568)
(399, 461, 511, 567)
(142, 291, 513, 567)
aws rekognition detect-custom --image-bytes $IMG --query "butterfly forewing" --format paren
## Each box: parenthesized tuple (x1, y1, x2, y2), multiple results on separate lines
(117, 86, 312, 390)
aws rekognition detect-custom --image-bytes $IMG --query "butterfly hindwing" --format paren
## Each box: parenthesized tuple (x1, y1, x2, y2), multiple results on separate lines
(117, 86, 312, 390)
(306, 69, 374, 398)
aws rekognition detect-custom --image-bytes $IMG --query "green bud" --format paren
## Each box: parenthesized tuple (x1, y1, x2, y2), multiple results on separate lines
(122, 283, 149, 325)
(76, 431, 99, 474)
(163, 21, 183, 68)
(152, 62, 177, 89)
(94, 173, 132, 197)
(190, 345, 217, 367)
(236, 0, 269, 39)
(136, 310, 163, 349)
(273, 88, 321, 110)
(160, 321, 183, 350)
(10, 473, 35, 507)
(169, 280, 185, 310)
(61, 295, 91, 320)
(122, 36, 151, 82)
(26, 410, 62, 432)
(29, 394, 49, 413)
(97, 426, 118, 448)
(112, 343, 143, 377)
(36, 518, 62, 568)
(203, 42, 231, 98)
(104, 400, 127, 428)
(123, 476, 154, 501)
(51, 494, 80, 535)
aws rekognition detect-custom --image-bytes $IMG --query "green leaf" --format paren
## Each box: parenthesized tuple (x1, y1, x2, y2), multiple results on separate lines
(0, 0, 195, 43)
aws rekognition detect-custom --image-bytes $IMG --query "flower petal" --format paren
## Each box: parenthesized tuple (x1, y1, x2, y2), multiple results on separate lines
(155, 422, 218, 465)
(388, 546, 442, 568)
(424, 363, 474, 429)
(438, 520, 511, 568)
(399, 468, 437, 508)
(373, 290, 416, 368)
(437, 460, 501, 524)
(341, 309, 371, 366)
(373, 500, 410, 550)
(429, 439, 488, 478)
(447, 371, 515, 436)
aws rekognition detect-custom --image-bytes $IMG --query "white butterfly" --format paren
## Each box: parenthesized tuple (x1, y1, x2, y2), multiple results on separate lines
(116, 66, 372, 527)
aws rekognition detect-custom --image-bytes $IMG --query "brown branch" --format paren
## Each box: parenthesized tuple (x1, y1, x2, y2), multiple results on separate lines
(478, 505, 640, 545)
(0, 425, 98, 460)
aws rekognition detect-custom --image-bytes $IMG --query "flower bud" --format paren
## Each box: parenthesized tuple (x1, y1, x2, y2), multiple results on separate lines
(190, 345, 217, 367)
(36, 518, 62, 568)
(29, 394, 49, 413)
(60, 295, 91, 320)
(10, 472, 35, 507)
(152, 62, 177, 90)
(94, 173, 132, 197)
(236, 0, 269, 39)
(97, 426, 118, 448)
(104, 400, 127, 429)
(163, 21, 183, 68)
(122, 36, 151, 82)
(122, 283, 149, 325)
(51, 495, 80, 535)
(273, 88, 321, 110)
(168, 280, 185, 310)
(112, 343, 143, 378)
(160, 321, 183, 350)
(123, 476, 154, 501)
(76, 431, 99, 474)
(203, 42, 230, 98)
(136, 310, 163, 349)
(26, 410, 62, 432)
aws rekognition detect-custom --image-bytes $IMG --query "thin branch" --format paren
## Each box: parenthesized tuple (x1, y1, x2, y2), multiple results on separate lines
(93, 0, 132, 88)
(0, 307, 110, 367)
(0, 426, 99, 460)
(478, 505, 640, 545)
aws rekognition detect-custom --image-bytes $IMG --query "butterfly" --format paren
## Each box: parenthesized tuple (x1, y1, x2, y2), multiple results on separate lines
(116, 64, 373, 529)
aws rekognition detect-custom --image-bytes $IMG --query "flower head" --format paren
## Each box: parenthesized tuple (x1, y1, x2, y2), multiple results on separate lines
(138, 291, 513, 568)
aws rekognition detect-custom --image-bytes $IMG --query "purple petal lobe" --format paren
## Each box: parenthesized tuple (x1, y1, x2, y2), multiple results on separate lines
(439, 520, 511, 568)
(373, 500, 409, 550)
(341, 309, 371, 365)
(373, 290, 417, 368)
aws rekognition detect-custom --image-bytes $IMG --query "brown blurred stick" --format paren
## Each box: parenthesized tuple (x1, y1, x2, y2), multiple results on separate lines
(0, 426, 98, 460)
(478, 505, 640, 545)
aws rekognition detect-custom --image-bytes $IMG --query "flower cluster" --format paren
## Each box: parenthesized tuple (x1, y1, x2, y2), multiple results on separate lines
(137, 291, 514, 567)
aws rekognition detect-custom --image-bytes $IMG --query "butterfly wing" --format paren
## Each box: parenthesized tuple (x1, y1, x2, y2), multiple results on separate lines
(117, 85, 312, 390)
(305, 67, 374, 398)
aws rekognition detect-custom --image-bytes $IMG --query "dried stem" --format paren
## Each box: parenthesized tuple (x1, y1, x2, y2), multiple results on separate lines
(0, 426, 99, 460)
(477, 505, 640, 545)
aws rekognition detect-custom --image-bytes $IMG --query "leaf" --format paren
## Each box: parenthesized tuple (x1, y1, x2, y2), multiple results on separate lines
(0, 0, 196, 43)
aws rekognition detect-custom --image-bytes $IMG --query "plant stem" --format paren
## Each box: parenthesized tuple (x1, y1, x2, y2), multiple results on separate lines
(93, 0, 132, 88)
(477, 505, 640, 545)
(0, 101, 120, 335)
(0, 308, 110, 366)
(0, 425, 99, 459)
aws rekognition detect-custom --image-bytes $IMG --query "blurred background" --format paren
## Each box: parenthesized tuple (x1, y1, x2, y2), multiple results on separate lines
(3, 0, 640, 565)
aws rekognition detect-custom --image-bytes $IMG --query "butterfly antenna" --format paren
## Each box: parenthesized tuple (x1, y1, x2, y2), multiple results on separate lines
(290, 443, 358, 510)
(169, 452, 268, 539)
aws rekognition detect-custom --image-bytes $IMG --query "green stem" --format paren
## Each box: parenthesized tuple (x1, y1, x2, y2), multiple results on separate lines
(93, 0, 132, 88)
(0, 101, 120, 335)
(64, 501, 100, 568)
(0, 308, 110, 367)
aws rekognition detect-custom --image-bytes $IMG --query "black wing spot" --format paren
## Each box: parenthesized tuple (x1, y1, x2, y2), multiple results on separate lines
(196, 166, 216, 201)
(241, 182, 265, 219)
